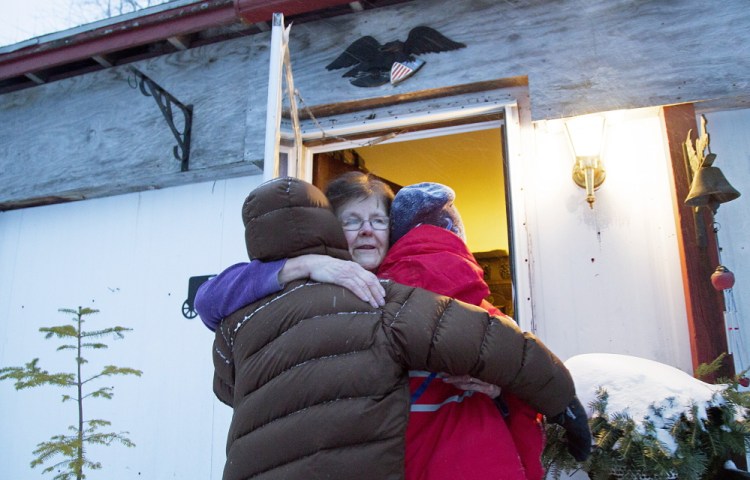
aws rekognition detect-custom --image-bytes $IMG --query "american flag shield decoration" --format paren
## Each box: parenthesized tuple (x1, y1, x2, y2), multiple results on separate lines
(390, 59, 426, 85)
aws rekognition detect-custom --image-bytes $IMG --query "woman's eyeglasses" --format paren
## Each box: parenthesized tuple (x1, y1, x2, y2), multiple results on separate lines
(341, 217, 390, 231)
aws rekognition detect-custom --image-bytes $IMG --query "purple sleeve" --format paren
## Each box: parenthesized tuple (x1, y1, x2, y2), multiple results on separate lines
(195, 259, 286, 331)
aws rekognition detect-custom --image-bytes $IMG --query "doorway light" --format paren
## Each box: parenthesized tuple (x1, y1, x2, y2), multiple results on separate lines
(565, 114, 606, 208)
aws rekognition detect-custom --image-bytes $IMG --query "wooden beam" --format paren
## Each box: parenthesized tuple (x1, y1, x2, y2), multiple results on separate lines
(291, 77, 528, 120)
(254, 22, 270, 32)
(91, 54, 114, 67)
(263, 13, 285, 181)
(662, 103, 734, 380)
(234, 0, 353, 24)
(0, 195, 83, 211)
(302, 112, 504, 147)
(24, 72, 46, 84)
(167, 35, 192, 51)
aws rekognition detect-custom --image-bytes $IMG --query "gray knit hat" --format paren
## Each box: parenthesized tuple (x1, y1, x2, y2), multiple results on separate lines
(390, 182, 465, 245)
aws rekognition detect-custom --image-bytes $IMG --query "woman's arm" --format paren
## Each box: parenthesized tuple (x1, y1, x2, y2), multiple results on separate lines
(282, 255, 384, 308)
(196, 256, 385, 331)
(195, 260, 286, 331)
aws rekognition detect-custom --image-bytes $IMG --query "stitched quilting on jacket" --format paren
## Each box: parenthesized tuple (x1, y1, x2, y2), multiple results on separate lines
(212, 177, 575, 480)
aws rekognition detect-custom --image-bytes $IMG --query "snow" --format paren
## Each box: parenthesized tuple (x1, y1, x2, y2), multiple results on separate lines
(565, 353, 727, 452)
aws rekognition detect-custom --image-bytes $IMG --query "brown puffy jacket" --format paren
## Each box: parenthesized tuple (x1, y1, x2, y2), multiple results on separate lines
(213, 177, 574, 480)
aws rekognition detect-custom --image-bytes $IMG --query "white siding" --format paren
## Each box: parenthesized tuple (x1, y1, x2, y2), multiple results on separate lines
(519, 108, 692, 372)
(0, 176, 262, 479)
(701, 108, 750, 378)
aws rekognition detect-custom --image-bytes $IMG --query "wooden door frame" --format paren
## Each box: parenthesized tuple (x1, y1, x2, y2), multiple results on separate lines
(292, 102, 535, 328)
(663, 104, 734, 380)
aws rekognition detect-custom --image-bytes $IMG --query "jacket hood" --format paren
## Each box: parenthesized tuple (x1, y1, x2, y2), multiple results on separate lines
(242, 177, 351, 262)
(378, 224, 490, 306)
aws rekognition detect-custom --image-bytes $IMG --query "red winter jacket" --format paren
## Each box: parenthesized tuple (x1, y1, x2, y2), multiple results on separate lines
(378, 225, 545, 480)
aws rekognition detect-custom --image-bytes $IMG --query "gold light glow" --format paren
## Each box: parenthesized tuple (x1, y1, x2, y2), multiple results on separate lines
(565, 114, 607, 208)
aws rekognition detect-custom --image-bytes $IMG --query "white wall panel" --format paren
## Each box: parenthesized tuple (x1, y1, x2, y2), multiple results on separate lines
(0, 175, 262, 479)
(701, 108, 750, 379)
(524, 108, 692, 372)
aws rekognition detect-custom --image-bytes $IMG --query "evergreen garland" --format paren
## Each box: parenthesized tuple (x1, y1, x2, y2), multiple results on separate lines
(543, 375, 750, 480)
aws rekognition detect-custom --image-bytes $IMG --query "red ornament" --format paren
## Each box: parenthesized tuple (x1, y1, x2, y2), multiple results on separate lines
(711, 265, 735, 290)
(740, 377, 750, 388)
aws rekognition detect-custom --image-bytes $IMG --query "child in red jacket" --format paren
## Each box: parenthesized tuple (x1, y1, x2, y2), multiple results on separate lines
(380, 182, 544, 480)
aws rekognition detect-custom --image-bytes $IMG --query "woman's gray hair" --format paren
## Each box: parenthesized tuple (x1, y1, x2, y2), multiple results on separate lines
(324, 171, 395, 215)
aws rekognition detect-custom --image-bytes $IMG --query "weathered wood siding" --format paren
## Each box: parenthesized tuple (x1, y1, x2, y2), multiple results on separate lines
(2, 0, 749, 206)
(0, 35, 266, 207)
(280, 0, 750, 117)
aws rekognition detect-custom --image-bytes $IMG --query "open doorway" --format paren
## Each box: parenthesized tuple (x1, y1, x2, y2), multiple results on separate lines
(311, 124, 515, 316)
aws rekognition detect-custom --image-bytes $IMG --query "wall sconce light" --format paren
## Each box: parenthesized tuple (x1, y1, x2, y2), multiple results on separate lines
(565, 114, 606, 208)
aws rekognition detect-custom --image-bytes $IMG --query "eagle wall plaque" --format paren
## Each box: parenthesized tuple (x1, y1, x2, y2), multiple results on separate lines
(325, 26, 466, 87)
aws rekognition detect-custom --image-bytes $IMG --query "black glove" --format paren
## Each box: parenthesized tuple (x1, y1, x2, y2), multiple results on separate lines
(550, 395, 592, 461)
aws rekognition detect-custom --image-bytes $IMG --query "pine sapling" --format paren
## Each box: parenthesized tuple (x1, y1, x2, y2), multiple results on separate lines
(0, 307, 142, 480)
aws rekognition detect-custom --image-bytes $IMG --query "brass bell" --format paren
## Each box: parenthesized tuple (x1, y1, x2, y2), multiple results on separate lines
(685, 165, 741, 208)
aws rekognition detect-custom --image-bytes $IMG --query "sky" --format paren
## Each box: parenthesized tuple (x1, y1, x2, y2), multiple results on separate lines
(0, 0, 170, 48)
(0, 0, 89, 47)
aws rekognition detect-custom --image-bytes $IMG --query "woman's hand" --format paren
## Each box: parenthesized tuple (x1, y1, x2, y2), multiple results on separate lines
(281, 255, 385, 308)
(443, 374, 501, 398)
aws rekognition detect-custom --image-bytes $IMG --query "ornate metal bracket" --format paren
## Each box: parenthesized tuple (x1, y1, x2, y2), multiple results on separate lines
(128, 67, 193, 172)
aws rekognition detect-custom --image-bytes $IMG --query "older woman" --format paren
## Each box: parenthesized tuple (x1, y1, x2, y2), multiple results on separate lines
(195, 172, 391, 332)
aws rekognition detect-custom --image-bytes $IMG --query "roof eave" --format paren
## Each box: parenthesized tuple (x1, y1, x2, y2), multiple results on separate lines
(0, 0, 355, 83)
(234, 0, 357, 23)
